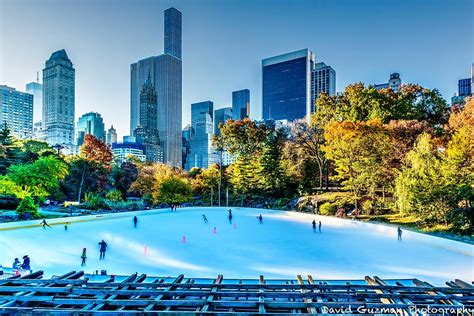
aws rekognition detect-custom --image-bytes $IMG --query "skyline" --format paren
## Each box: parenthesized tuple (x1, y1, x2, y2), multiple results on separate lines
(1, 0, 473, 140)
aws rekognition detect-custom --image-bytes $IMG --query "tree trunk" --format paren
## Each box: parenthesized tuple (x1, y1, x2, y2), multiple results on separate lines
(77, 170, 86, 203)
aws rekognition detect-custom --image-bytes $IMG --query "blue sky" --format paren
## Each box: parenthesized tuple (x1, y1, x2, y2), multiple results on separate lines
(0, 0, 472, 139)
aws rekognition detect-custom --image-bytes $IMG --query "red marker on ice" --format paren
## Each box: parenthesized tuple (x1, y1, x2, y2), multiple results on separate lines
(182, 235, 186, 243)
(213, 227, 216, 234)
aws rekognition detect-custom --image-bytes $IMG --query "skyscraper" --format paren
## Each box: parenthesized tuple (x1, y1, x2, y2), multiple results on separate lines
(164, 7, 182, 60)
(0, 85, 33, 139)
(262, 49, 315, 122)
(130, 8, 182, 167)
(76, 112, 105, 146)
(133, 74, 163, 163)
(42, 49, 75, 152)
(214, 107, 232, 136)
(182, 124, 192, 169)
(232, 89, 250, 120)
(106, 125, 117, 145)
(26, 74, 43, 124)
(311, 62, 336, 112)
(458, 78, 472, 97)
(186, 101, 216, 170)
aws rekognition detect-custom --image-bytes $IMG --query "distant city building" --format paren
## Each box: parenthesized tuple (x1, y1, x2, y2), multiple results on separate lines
(133, 75, 163, 163)
(214, 107, 232, 136)
(0, 85, 33, 139)
(186, 101, 216, 170)
(311, 62, 336, 112)
(262, 49, 315, 122)
(76, 112, 105, 146)
(182, 124, 192, 169)
(33, 120, 46, 141)
(106, 125, 117, 145)
(112, 142, 146, 163)
(232, 89, 250, 120)
(373, 73, 402, 92)
(123, 135, 136, 143)
(458, 78, 472, 97)
(130, 7, 182, 168)
(42, 49, 75, 153)
(26, 75, 43, 124)
(451, 95, 466, 108)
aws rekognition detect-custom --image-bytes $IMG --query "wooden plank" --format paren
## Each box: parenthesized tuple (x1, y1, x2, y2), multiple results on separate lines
(258, 275, 265, 314)
(454, 279, 473, 289)
(144, 274, 184, 312)
(297, 275, 316, 314)
(365, 276, 393, 305)
(201, 274, 223, 312)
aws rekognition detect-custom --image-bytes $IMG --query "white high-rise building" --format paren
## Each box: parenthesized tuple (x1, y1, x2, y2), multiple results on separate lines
(311, 62, 336, 112)
(0, 85, 33, 139)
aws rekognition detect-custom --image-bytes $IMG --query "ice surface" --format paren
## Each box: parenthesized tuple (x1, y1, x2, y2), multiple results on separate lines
(0, 207, 472, 285)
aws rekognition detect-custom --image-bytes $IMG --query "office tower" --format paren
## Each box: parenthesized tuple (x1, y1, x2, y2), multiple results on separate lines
(262, 49, 315, 122)
(107, 125, 117, 145)
(311, 62, 336, 112)
(232, 89, 250, 120)
(458, 78, 472, 97)
(186, 101, 216, 169)
(0, 85, 33, 139)
(112, 142, 146, 163)
(373, 73, 402, 92)
(182, 124, 192, 169)
(33, 121, 46, 141)
(42, 49, 75, 152)
(130, 8, 182, 167)
(76, 112, 105, 146)
(471, 63, 474, 95)
(164, 7, 182, 60)
(133, 75, 163, 163)
(26, 73, 43, 124)
(214, 107, 232, 136)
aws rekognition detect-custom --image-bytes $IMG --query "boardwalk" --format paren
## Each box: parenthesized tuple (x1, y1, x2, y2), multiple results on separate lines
(0, 271, 472, 314)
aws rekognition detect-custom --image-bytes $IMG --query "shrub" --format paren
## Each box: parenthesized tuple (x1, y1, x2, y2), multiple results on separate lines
(106, 189, 123, 202)
(319, 202, 337, 216)
(83, 193, 107, 210)
(16, 196, 39, 219)
(105, 200, 145, 211)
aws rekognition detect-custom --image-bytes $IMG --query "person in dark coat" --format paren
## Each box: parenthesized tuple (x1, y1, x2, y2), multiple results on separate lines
(397, 227, 403, 241)
(21, 255, 31, 270)
(258, 214, 263, 224)
(81, 248, 87, 266)
(133, 216, 138, 228)
(98, 240, 108, 259)
(318, 221, 322, 233)
(312, 220, 316, 233)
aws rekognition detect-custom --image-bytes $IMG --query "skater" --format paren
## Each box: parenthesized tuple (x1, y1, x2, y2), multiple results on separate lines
(397, 227, 402, 241)
(98, 240, 108, 259)
(21, 255, 31, 270)
(12, 258, 21, 269)
(228, 209, 233, 223)
(64, 222, 69, 231)
(133, 216, 138, 228)
(81, 248, 87, 266)
(312, 220, 316, 233)
(202, 215, 208, 223)
(318, 221, 322, 233)
(258, 214, 263, 224)
(41, 219, 51, 229)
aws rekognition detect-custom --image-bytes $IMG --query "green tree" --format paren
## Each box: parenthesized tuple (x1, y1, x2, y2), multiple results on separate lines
(0, 123, 22, 174)
(19, 139, 56, 163)
(156, 175, 192, 204)
(258, 125, 287, 195)
(110, 159, 138, 197)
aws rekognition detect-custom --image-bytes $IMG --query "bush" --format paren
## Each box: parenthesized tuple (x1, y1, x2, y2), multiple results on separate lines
(448, 208, 473, 235)
(16, 196, 39, 219)
(105, 200, 145, 211)
(319, 202, 337, 216)
(83, 193, 107, 210)
(106, 189, 123, 202)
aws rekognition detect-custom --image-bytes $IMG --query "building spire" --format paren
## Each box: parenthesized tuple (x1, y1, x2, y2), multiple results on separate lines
(36, 71, 39, 83)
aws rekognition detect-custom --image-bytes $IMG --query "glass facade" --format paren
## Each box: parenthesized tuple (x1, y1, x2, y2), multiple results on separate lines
(214, 107, 232, 136)
(262, 49, 314, 122)
(26, 81, 43, 123)
(311, 62, 336, 113)
(458, 78, 472, 96)
(232, 89, 249, 120)
(186, 101, 216, 170)
(130, 8, 182, 168)
(76, 112, 105, 146)
(0, 85, 33, 139)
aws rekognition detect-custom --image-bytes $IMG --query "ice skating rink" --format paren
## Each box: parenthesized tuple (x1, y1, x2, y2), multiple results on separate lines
(0, 207, 472, 285)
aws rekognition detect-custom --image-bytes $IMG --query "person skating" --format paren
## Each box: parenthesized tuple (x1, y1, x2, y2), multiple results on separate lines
(133, 216, 138, 228)
(397, 227, 402, 241)
(41, 219, 51, 229)
(258, 214, 263, 224)
(81, 248, 87, 266)
(202, 215, 208, 223)
(12, 258, 21, 269)
(64, 222, 69, 231)
(98, 240, 108, 259)
(318, 221, 322, 233)
(21, 255, 31, 270)
(312, 220, 316, 233)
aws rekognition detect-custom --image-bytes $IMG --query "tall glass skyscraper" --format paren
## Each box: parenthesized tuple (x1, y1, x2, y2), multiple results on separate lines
(76, 112, 105, 146)
(458, 78, 472, 96)
(26, 79, 43, 124)
(232, 89, 250, 120)
(311, 62, 336, 112)
(0, 85, 33, 139)
(43, 49, 75, 152)
(262, 49, 315, 122)
(214, 107, 232, 136)
(186, 101, 216, 170)
(130, 8, 182, 168)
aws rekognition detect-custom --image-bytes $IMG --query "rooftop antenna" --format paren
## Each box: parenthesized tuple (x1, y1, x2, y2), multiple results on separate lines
(36, 71, 39, 83)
